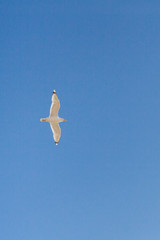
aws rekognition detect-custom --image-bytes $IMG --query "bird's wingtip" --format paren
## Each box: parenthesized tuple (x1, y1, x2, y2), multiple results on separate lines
(52, 90, 56, 94)
(55, 141, 59, 145)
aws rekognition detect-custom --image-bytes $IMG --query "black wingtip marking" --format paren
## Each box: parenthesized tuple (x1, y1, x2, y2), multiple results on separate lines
(52, 90, 56, 95)
(55, 141, 59, 145)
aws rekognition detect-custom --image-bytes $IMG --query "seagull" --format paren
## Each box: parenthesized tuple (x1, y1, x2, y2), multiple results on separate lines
(40, 90, 66, 145)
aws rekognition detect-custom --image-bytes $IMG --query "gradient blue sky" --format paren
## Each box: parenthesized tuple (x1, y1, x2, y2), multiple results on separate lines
(1, 1, 160, 240)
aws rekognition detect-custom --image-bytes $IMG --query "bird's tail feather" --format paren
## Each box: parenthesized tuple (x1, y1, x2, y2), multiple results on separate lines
(40, 118, 47, 122)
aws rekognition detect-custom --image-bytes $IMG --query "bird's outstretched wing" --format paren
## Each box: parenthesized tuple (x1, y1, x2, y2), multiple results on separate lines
(50, 122, 61, 145)
(50, 90, 60, 117)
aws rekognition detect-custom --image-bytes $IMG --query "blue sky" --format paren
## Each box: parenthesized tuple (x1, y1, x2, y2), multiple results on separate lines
(1, 1, 160, 239)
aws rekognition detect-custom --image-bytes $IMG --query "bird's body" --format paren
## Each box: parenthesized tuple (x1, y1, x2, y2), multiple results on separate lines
(40, 90, 66, 145)
(41, 117, 65, 123)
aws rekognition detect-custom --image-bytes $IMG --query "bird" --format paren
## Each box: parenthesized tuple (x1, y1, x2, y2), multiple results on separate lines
(40, 90, 66, 145)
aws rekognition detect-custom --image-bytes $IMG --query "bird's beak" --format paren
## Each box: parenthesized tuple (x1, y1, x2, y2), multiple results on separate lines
(63, 119, 67, 121)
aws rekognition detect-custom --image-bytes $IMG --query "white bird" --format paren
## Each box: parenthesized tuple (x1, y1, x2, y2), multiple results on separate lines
(40, 90, 66, 145)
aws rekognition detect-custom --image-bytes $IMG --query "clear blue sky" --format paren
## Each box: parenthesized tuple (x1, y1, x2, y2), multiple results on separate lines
(1, 1, 160, 240)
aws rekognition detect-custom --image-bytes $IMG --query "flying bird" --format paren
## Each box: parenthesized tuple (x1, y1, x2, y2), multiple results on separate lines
(40, 90, 66, 145)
